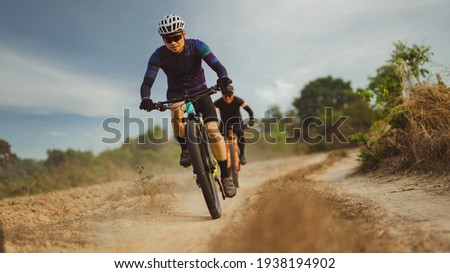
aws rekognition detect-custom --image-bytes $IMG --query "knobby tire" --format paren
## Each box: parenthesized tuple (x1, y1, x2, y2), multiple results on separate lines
(187, 120, 222, 219)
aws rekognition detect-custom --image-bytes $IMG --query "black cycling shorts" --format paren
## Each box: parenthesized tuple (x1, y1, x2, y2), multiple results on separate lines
(191, 94, 218, 123)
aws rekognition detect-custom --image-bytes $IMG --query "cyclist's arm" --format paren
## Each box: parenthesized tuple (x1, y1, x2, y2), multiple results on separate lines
(140, 50, 161, 99)
(196, 40, 228, 78)
(241, 102, 254, 120)
(140, 77, 154, 99)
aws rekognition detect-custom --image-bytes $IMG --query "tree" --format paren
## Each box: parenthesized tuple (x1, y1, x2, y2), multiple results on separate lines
(361, 41, 433, 115)
(363, 64, 402, 114)
(292, 76, 353, 125)
(390, 41, 433, 84)
(0, 139, 16, 168)
(45, 149, 66, 168)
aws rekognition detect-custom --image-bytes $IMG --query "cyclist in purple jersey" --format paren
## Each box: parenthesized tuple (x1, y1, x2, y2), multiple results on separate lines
(139, 14, 236, 198)
(142, 39, 228, 99)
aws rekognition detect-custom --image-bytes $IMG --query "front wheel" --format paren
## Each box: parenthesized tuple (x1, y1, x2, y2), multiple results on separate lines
(187, 120, 222, 219)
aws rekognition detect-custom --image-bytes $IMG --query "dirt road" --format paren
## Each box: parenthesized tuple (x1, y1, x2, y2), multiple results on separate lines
(1, 150, 449, 252)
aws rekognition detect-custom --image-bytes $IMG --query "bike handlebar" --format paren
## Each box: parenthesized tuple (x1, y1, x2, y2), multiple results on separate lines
(150, 85, 220, 112)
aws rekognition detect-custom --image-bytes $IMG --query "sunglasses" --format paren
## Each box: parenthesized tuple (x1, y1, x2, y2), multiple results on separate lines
(163, 34, 183, 43)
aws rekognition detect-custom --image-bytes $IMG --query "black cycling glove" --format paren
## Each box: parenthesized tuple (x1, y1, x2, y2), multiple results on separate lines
(217, 76, 232, 93)
(248, 118, 255, 127)
(139, 98, 155, 111)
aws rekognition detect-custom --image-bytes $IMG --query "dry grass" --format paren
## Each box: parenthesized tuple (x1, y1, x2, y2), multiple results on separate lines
(389, 84, 450, 171)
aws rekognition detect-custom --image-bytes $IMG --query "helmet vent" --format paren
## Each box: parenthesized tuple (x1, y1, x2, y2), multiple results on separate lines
(158, 14, 185, 35)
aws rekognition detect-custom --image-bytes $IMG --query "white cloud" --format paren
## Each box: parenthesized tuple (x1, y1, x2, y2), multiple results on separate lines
(0, 44, 135, 117)
(217, 0, 450, 115)
(254, 78, 298, 113)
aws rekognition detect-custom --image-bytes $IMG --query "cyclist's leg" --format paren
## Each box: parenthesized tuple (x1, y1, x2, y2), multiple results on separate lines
(205, 121, 236, 197)
(169, 102, 191, 166)
(205, 121, 226, 162)
(198, 95, 236, 197)
(169, 101, 186, 138)
(234, 124, 245, 156)
(234, 124, 247, 164)
(195, 95, 225, 158)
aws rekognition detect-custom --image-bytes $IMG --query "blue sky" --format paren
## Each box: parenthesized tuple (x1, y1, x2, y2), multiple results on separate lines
(1, 0, 449, 159)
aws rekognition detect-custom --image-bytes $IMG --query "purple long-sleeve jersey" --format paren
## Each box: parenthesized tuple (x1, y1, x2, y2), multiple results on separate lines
(140, 39, 228, 100)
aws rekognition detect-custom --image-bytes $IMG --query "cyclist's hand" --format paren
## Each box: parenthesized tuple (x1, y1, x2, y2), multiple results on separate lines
(139, 98, 155, 111)
(248, 118, 255, 127)
(217, 76, 232, 92)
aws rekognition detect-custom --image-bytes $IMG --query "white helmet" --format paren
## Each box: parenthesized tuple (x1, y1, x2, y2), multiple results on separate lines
(158, 14, 185, 35)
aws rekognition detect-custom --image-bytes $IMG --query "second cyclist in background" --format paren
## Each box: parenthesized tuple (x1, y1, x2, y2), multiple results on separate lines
(214, 85, 254, 165)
